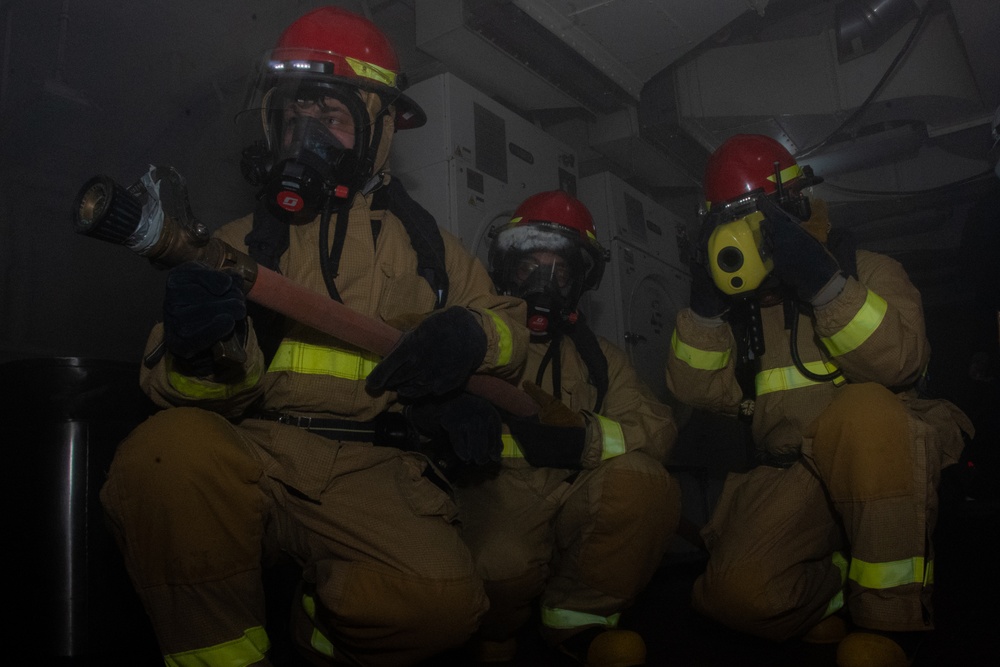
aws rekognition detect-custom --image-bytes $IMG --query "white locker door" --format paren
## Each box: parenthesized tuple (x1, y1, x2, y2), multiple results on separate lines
(393, 158, 520, 267)
(579, 171, 693, 272)
(391, 73, 579, 260)
(582, 241, 689, 404)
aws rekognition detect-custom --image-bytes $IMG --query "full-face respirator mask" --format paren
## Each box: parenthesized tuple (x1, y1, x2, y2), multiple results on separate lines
(489, 191, 608, 342)
(507, 253, 581, 341)
(240, 84, 373, 224)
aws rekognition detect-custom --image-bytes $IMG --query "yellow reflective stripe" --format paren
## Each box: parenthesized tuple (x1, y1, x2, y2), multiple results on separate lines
(848, 556, 932, 590)
(301, 592, 336, 658)
(501, 433, 524, 458)
(671, 329, 730, 370)
(766, 162, 803, 186)
(164, 626, 270, 667)
(823, 588, 845, 619)
(166, 355, 263, 400)
(833, 551, 849, 583)
(595, 414, 626, 460)
(821, 290, 888, 357)
(822, 552, 849, 618)
(268, 340, 380, 379)
(484, 309, 514, 367)
(310, 629, 334, 659)
(344, 55, 396, 87)
(541, 605, 621, 630)
(755, 360, 842, 396)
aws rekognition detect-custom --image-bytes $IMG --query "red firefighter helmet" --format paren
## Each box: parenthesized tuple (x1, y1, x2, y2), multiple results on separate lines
(267, 6, 425, 129)
(489, 190, 608, 298)
(703, 134, 814, 210)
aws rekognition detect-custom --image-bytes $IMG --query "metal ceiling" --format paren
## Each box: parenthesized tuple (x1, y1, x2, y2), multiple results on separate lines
(403, 0, 1000, 305)
(1, 0, 997, 313)
(410, 0, 997, 185)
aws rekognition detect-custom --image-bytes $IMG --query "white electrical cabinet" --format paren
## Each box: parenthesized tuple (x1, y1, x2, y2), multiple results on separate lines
(391, 73, 579, 266)
(578, 240, 689, 404)
(579, 171, 692, 271)
(577, 174, 691, 404)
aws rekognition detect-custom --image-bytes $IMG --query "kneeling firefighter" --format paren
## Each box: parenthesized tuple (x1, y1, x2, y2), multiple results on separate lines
(666, 134, 974, 667)
(435, 191, 682, 666)
(99, 6, 529, 666)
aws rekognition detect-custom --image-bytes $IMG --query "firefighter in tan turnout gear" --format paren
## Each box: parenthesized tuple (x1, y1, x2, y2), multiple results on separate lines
(99, 7, 528, 666)
(446, 191, 681, 666)
(666, 134, 974, 667)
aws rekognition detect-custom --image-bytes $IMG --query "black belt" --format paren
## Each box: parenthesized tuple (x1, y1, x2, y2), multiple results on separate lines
(254, 410, 412, 445)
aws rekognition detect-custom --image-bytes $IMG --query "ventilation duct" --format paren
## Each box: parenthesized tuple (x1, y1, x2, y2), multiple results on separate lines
(415, 0, 634, 115)
(834, 0, 926, 63)
(637, 67, 710, 186)
(801, 120, 927, 176)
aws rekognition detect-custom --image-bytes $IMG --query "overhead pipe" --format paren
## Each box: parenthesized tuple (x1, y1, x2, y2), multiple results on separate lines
(835, 0, 927, 62)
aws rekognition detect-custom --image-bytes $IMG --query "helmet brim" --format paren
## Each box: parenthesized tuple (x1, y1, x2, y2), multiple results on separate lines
(392, 91, 426, 130)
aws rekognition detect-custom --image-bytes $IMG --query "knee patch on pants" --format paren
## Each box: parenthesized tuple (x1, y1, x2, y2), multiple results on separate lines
(317, 561, 488, 661)
(807, 383, 912, 501)
(579, 457, 678, 599)
(100, 407, 266, 584)
(478, 569, 548, 640)
(693, 559, 829, 642)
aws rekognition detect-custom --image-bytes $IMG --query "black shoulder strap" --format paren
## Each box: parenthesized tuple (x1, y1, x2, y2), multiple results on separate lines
(378, 177, 449, 309)
(244, 200, 289, 272)
(566, 314, 610, 413)
(243, 204, 288, 367)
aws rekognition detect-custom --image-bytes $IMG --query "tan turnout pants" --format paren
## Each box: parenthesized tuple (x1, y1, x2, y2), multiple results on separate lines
(693, 383, 965, 640)
(100, 407, 488, 666)
(456, 449, 680, 645)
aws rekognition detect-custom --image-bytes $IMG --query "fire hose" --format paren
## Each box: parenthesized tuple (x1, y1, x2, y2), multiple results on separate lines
(72, 166, 539, 417)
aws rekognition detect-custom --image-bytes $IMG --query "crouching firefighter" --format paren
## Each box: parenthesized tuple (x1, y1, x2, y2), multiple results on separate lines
(421, 191, 682, 666)
(665, 134, 974, 667)
(98, 7, 528, 666)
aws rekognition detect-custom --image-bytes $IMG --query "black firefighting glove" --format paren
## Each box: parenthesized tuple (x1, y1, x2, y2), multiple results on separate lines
(506, 381, 587, 469)
(689, 260, 729, 319)
(408, 392, 503, 465)
(757, 195, 843, 304)
(163, 261, 247, 375)
(367, 306, 487, 398)
(689, 215, 729, 319)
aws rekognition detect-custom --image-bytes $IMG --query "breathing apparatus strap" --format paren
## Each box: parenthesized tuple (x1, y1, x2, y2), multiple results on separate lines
(535, 335, 563, 400)
(318, 205, 349, 302)
(244, 203, 290, 367)
(374, 177, 450, 309)
(567, 315, 609, 413)
(533, 316, 610, 414)
(245, 200, 290, 272)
